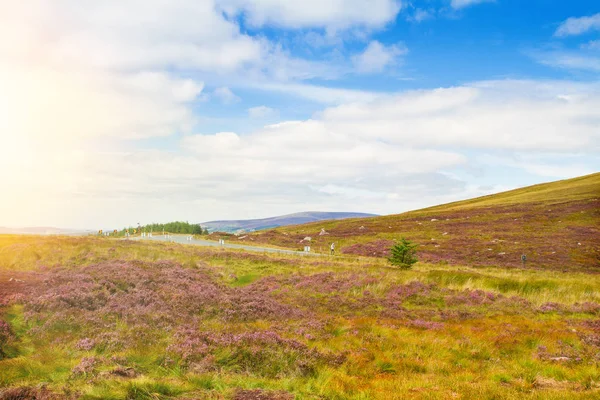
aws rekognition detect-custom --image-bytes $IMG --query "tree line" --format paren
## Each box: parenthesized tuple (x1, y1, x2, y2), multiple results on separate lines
(115, 221, 208, 236)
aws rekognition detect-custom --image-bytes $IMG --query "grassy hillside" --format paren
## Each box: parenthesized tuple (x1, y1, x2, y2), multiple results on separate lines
(422, 173, 600, 211)
(1, 235, 600, 399)
(243, 173, 600, 271)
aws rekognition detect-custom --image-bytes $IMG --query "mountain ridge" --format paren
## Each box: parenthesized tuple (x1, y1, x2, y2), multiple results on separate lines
(201, 211, 377, 233)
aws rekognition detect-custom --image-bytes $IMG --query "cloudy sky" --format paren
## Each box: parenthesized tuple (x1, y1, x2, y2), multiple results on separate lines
(0, 0, 599, 229)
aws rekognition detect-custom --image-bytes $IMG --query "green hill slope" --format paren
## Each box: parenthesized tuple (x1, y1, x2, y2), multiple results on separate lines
(243, 173, 600, 270)
(422, 173, 600, 212)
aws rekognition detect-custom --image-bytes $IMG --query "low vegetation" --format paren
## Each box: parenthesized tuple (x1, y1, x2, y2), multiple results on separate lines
(0, 235, 599, 399)
(388, 238, 418, 269)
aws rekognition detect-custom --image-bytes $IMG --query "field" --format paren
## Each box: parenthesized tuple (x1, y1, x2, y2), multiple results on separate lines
(1, 235, 599, 399)
(241, 173, 600, 271)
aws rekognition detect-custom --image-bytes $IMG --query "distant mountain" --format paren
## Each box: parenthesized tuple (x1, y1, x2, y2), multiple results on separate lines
(0, 226, 90, 235)
(201, 212, 377, 233)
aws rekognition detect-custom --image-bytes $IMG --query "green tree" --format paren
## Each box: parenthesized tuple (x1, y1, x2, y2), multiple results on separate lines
(121, 221, 204, 235)
(388, 238, 418, 269)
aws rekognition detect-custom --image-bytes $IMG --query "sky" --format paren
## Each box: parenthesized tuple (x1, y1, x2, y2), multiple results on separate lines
(0, 0, 599, 229)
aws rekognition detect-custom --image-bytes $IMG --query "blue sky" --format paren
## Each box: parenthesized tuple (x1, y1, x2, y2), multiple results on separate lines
(0, 0, 598, 229)
(196, 0, 600, 129)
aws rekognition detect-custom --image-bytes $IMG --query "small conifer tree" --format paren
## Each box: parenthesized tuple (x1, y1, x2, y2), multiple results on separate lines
(388, 238, 418, 269)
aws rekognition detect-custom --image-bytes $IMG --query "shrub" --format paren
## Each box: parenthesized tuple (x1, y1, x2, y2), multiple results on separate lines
(388, 238, 418, 269)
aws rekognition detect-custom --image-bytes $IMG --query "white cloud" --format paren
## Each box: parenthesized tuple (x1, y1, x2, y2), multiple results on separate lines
(0, 1, 256, 146)
(450, 0, 494, 9)
(180, 126, 466, 185)
(582, 40, 600, 50)
(248, 106, 277, 118)
(3, 79, 599, 227)
(172, 80, 600, 210)
(110, 79, 597, 221)
(0, 65, 203, 147)
(213, 87, 242, 104)
(318, 80, 600, 152)
(0, 1, 349, 94)
(533, 51, 600, 72)
(2, 1, 263, 72)
(477, 153, 596, 180)
(218, 0, 402, 31)
(1, 1, 599, 229)
(555, 13, 600, 37)
(408, 9, 433, 23)
(352, 41, 408, 73)
(257, 44, 346, 81)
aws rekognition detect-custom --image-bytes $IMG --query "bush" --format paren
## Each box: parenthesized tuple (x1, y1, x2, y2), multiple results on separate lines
(388, 238, 418, 269)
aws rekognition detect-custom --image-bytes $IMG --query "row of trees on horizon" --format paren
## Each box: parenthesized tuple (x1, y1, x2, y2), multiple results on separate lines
(111, 221, 209, 236)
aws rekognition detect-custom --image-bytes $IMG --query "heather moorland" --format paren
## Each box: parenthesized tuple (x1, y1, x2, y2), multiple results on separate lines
(1, 234, 599, 399)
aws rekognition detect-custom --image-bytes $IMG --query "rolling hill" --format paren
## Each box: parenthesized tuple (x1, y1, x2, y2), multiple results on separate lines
(242, 173, 600, 271)
(201, 211, 377, 233)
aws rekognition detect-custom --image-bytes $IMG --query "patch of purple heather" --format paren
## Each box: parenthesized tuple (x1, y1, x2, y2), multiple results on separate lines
(71, 357, 98, 375)
(0, 320, 11, 339)
(168, 327, 346, 377)
(222, 284, 303, 321)
(409, 319, 444, 330)
(445, 289, 500, 306)
(538, 302, 565, 313)
(76, 338, 95, 351)
(571, 302, 600, 315)
(387, 281, 433, 301)
(580, 319, 600, 332)
(22, 260, 306, 347)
